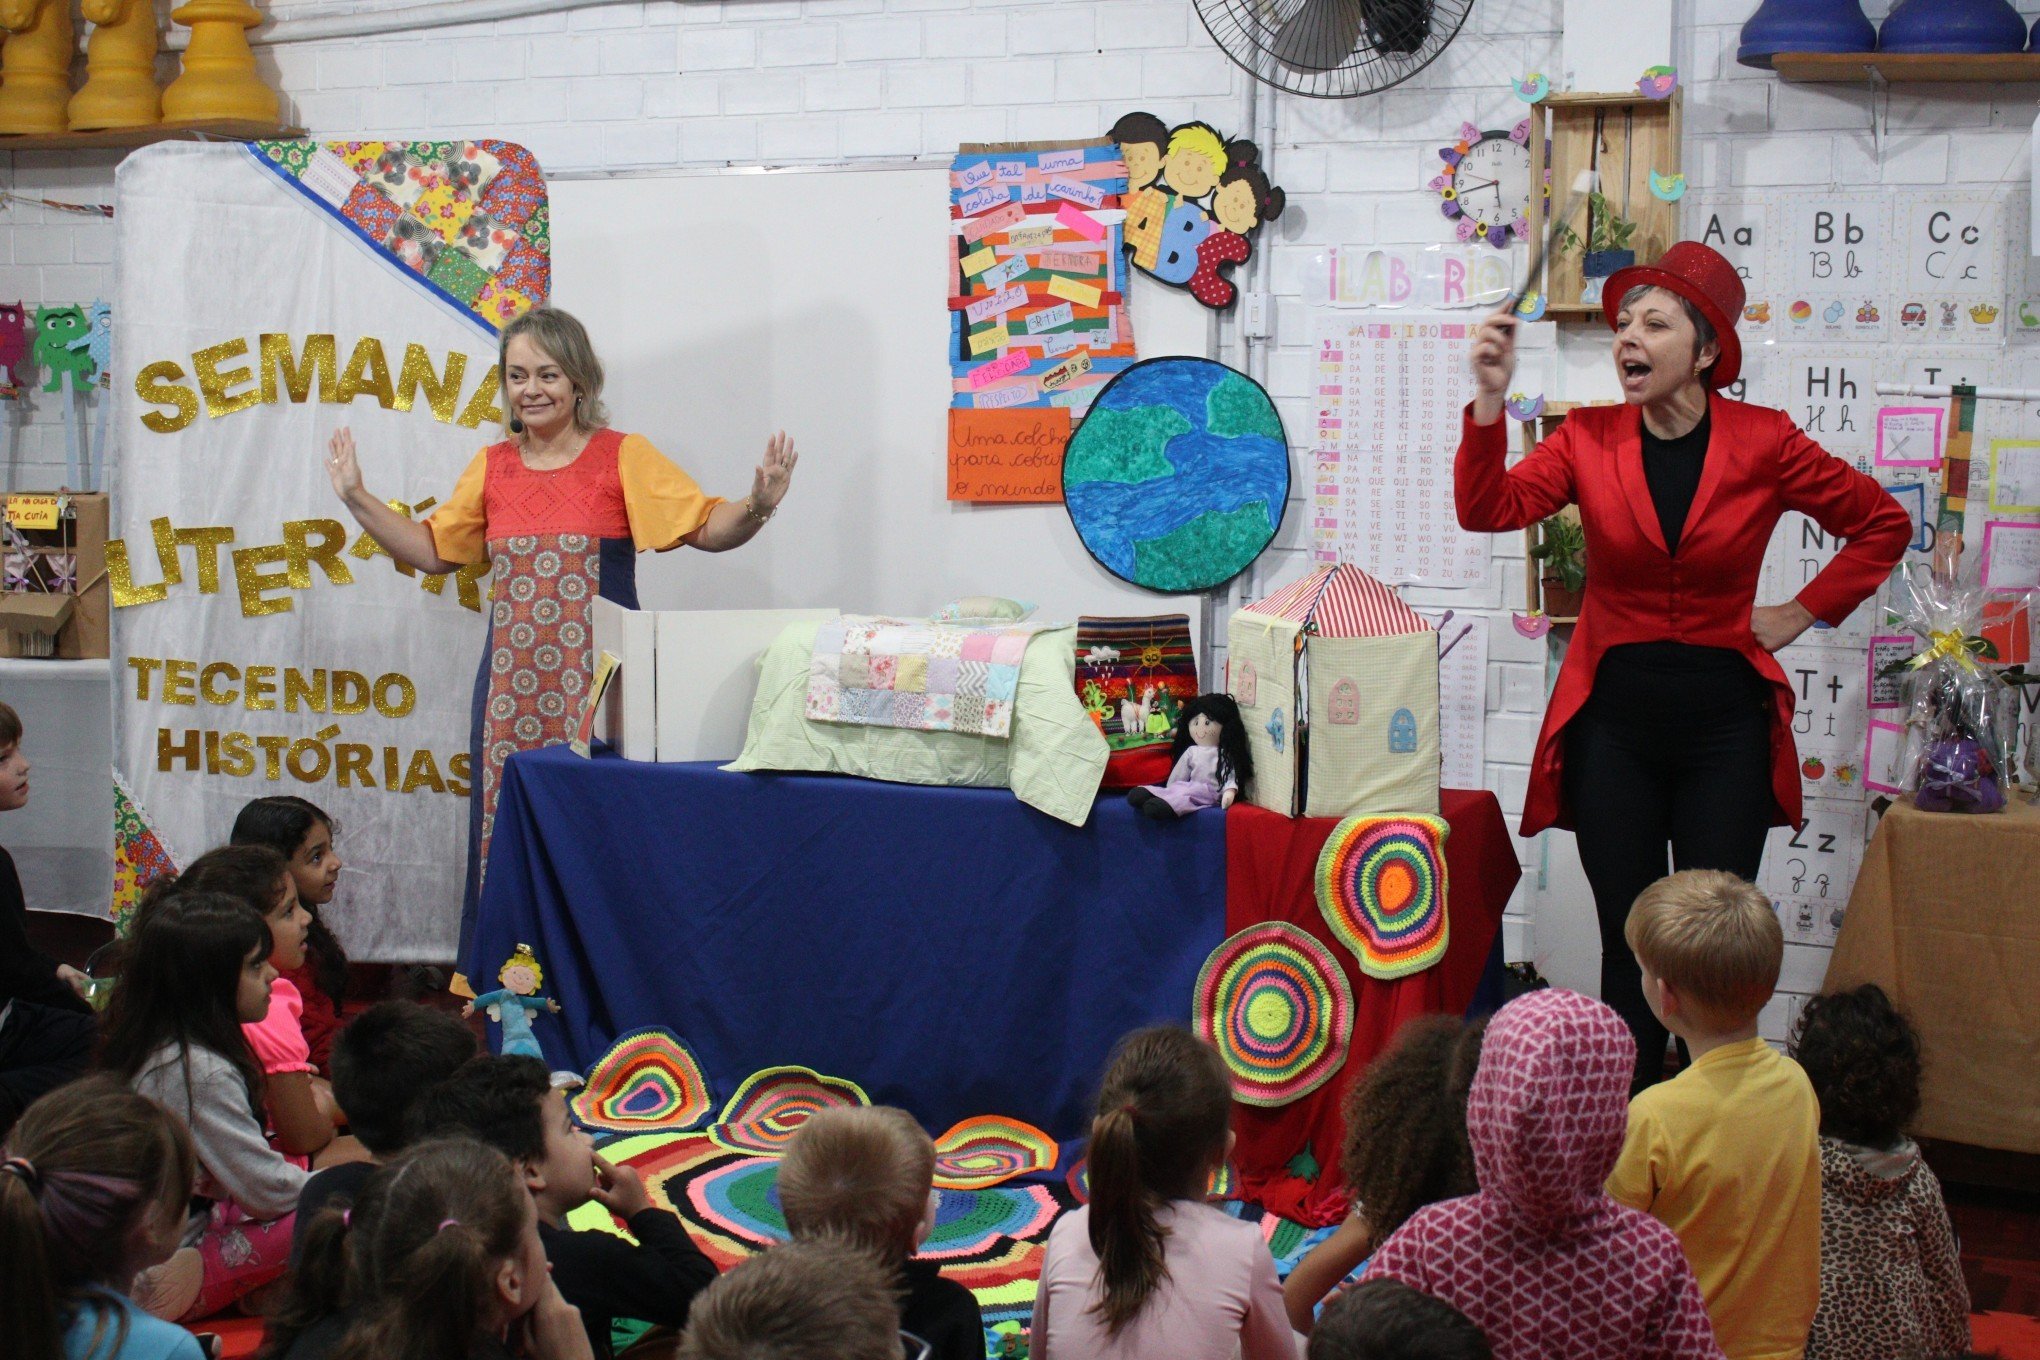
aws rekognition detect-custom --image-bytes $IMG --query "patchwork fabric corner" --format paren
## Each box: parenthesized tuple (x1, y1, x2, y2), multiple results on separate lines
(249, 137, 550, 333)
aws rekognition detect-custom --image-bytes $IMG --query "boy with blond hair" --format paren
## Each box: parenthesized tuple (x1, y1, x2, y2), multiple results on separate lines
(1608, 869, 1821, 1360)
(776, 1105, 983, 1360)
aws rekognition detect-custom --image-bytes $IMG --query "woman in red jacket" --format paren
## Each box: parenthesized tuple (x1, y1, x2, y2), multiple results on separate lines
(1459, 243, 1908, 1089)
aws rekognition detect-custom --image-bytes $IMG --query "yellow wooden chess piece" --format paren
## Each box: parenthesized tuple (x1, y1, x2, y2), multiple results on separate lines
(162, 0, 279, 125)
(70, 0, 164, 131)
(0, 0, 77, 136)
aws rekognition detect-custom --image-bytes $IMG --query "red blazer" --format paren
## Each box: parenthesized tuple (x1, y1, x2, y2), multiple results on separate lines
(1457, 394, 1910, 836)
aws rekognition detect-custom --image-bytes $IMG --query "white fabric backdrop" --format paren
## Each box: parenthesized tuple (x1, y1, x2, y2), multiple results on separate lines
(111, 143, 500, 960)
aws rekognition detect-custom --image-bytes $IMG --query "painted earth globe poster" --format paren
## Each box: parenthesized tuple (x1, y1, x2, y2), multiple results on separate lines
(1062, 357, 1290, 592)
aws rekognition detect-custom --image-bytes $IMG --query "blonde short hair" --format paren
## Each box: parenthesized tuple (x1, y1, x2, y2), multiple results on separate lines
(776, 1106, 935, 1260)
(1625, 869, 1782, 1028)
(498, 305, 609, 432)
(678, 1239, 901, 1360)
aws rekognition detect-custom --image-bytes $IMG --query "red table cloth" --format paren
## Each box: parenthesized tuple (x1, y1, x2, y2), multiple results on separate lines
(1225, 789, 1520, 1225)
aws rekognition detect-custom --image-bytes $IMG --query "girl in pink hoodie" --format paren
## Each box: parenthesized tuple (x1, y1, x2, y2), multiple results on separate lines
(1367, 989, 1723, 1360)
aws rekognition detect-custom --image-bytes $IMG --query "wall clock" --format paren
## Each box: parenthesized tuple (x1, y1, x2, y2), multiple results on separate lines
(1434, 119, 1534, 249)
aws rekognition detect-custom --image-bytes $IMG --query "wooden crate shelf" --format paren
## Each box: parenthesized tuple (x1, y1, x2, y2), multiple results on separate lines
(1769, 51, 2040, 84)
(1525, 92, 1680, 324)
(0, 119, 299, 153)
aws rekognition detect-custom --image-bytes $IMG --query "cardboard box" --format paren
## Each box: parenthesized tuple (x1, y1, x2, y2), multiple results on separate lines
(0, 493, 108, 660)
(589, 600, 840, 762)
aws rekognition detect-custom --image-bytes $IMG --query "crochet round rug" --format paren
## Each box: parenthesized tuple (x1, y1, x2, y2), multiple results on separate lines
(932, 1115, 1059, 1191)
(1194, 921, 1353, 1106)
(568, 1028, 714, 1133)
(1315, 814, 1450, 980)
(705, 1065, 871, 1156)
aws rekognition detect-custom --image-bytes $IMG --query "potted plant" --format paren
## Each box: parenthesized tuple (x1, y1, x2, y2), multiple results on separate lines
(1553, 191, 1639, 306)
(1529, 513, 1587, 617)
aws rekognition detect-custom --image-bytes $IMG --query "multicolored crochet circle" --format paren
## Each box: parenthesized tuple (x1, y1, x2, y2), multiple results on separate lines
(568, 1029, 713, 1133)
(933, 1116, 1059, 1190)
(1194, 922, 1353, 1107)
(1065, 1156, 1235, 1204)
(705, 1066, 870, 1156)
(1316, 814, 1451, 980)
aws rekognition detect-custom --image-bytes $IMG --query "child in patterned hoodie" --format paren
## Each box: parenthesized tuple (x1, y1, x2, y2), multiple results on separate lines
(1793, 984, 1970, 1360)
(1366, 988, 1723, 1360)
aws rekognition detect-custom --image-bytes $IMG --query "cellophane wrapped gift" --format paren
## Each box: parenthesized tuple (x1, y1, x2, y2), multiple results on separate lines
(1889, 566, 2013, 814)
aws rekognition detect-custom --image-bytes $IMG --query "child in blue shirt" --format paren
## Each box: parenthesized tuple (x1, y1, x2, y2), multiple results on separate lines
(0, 1075, 206, 1360)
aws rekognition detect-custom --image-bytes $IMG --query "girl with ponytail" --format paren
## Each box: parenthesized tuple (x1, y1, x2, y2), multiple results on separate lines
(0, 1075, 202, 1360)
(324, 1138, 593, 1360)
(230, 796, 352, 1075)
(1031, 1026, 1294, 1360)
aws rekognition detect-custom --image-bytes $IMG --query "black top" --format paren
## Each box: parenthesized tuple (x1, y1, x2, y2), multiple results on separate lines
(899, 1258, 985, 1360)
(538, 1208, 718, 1360)
(1641, 408, 1710, 556)
(0, 845, 90, 1013)
(290, 1160, 377, 1267)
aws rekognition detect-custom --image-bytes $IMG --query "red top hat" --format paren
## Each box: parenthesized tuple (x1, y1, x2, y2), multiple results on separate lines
(1601, 241, 1746, 390)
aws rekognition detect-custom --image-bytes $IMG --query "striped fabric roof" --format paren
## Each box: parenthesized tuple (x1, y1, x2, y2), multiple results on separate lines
(1241, 563, 1431, 638)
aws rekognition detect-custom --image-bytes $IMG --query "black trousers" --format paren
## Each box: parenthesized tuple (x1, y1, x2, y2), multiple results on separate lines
(1563, 653, 1775, 1092)
(0, 998, 97, 1136)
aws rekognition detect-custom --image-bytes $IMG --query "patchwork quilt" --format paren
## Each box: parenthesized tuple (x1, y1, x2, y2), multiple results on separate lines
(806, 614, 1058, 738)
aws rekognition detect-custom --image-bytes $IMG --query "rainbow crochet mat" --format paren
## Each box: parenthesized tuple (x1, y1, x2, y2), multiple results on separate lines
(1316, 813, 1450, 980)
(933, 1115, 1059, 1190)
(705, 1065, 871, 1156)
(568, 1028, 713, 1133)
(1194, 921, 1354, 1107)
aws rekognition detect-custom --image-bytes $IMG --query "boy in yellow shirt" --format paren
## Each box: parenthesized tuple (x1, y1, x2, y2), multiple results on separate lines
(1607, 870, 1821, 1360)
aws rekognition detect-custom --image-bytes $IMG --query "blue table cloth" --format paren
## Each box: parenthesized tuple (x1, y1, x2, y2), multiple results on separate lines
(467, 746, 1228, 1140)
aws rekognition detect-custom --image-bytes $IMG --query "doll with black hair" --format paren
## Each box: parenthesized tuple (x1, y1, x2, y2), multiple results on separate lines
(1126, 694, 1254, 820)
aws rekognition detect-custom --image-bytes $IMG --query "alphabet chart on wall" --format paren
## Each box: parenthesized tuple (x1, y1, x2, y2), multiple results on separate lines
(1310, 312, 1487, 587)
(1678, 184, 2038, 1040)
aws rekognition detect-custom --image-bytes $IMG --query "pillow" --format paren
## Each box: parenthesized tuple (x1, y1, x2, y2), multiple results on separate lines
(932, 596, 1036, 623)
(724, 619, 1106, 826)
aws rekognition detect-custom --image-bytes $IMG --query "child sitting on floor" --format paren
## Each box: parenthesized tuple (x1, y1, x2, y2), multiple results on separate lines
(1031, 1026, 1294, 1360)
(1307, 1279, 1492, 1360)
(323, 1138, 593, 1360)
(410, 1054, 717, 1359)
(677, 1239, 903, 1360)
(1366, 989, 1720, 1359)
(776, 1106, 983, 1360)
(290, 1001, 479, 1266)
(0, 1075, 203, 1360)
(1285, 1015, 1485, 1334)
(1607, 870, 1821, 1360)
(230, 797, 352, 1076)
(99, 893, 308, 1323)
(1793, 984, 1970, 1360)
(173, 846, 346, 1163)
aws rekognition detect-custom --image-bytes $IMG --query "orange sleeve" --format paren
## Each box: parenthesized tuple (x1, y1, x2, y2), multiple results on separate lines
(617, 433, 726, 552)
(424, 449, 490, 566)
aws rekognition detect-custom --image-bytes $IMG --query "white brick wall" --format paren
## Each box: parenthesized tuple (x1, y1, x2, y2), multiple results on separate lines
(8, 0, 2029, 982)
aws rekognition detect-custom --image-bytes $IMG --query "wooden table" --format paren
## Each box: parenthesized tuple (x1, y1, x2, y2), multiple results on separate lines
(1825, 798, 2040, 1154)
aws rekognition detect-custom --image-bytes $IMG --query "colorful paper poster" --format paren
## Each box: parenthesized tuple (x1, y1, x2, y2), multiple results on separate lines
(1309, 313, 1488, 587)
(1106, 112, 1285, 311)
(1981, 519, 2040, 589)
(112, 139, 547, 959)
(947, 138, 1136, 503)
(1874, 406, 1943, 468)
(1775, 639, 1870, 801)
(1987, 439, 2040, 513)
(1760, 798, 1865, 947)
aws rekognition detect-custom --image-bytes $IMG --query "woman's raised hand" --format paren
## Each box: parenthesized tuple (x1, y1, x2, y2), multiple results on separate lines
(325, 428, 364, 502)
(1470, 308, 1519, 399)
(750, 430, 798, 513)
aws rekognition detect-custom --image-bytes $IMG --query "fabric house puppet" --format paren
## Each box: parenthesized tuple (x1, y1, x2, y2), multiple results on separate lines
(1227, 562, 1440, 818)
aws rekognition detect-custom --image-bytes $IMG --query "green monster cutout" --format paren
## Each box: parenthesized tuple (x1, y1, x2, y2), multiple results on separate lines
(33, 305, 93, 392)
